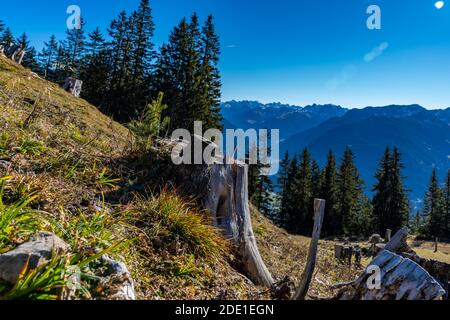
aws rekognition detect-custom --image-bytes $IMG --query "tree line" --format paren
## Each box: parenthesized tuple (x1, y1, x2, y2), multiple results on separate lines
(0, 0, 223, 130)
(250, 146, 449, 240)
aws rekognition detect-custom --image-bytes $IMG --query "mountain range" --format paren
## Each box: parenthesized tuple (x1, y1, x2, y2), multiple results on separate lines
(221, 101, 450, 204)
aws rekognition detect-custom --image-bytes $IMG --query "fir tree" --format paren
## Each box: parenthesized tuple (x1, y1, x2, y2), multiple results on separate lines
(320, 150, 339, 236)
(0, 20, 5, 34)
(423, 168, 445, 238)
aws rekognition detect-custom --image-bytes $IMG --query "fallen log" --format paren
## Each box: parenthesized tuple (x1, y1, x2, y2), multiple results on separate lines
(293, 199, 326, 300)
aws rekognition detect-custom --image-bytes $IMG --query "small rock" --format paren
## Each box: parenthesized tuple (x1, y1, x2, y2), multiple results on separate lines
(0, 232, 69, 284)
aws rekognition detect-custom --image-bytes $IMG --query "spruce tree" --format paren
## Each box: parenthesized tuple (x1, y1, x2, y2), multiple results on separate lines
(293, 148, 313, 235)
(320, 150, 339, 237)
(283, 155, 298, 232)
(311, 159, 321, 199)
(64, 17, 86, 78)
(81, 29, 110, 108)
(336, 147, 366, 236)
(131, 0, 155, 78)
(199, 15, 223, 130)
(38, 35, 58, 80)
(423, 168, 445, 238)
(389, 148, 410, 232)
(0, 20, 4, 34)
(1, 27, 14, 44)
(16, 33, 39, 71)
(372, 147, 391, 234)
(444, 170, 450, 237)
(277, 151, 290, 227)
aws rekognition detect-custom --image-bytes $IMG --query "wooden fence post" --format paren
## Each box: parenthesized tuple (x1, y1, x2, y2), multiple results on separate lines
(293, 199, 326, 300)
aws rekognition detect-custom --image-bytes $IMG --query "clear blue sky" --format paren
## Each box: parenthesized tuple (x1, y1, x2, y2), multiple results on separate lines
(1, 0, 449, 109)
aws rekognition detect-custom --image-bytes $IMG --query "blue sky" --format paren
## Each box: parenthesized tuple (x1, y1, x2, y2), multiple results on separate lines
(1, 0, 449, 109)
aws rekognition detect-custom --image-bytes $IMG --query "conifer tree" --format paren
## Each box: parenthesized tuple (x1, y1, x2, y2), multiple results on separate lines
(1, 27, 14, 44)
(389, 148, 410, 231)
(282, 155, 298, 232)
(336, 147, 365, 236)
(81, 29, 110, 108)
(16, 33, 39, 71)
(0, 20, 5, 34)
(64, 17, 86, 78)
(372, 147, 409, 234)
(198, 15, 223, 130)
(277, 151, 290, 227)
(131, 0, 155, 78)
(38, 35, 58, 80)
(444, 170, 450, 237)
(372, 147, 391, 234)
(293, 148, 313, 235)
(320, 150, 339, 236)
(311, 159, 321, 199)
(423, 168, 445, 238)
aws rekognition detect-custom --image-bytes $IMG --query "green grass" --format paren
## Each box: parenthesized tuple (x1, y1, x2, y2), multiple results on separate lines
(0, 176, 45, 252)
(131, 189, 229, 262)
(18, 137, 46, 156)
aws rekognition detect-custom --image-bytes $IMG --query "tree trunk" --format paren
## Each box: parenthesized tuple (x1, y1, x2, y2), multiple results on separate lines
(203, 163, 274, 287)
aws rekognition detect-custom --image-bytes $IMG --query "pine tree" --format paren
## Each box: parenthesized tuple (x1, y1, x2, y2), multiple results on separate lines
(293, 148, 313, 235)
(320, 150, 339, 237)
(38, 35, 58, 80)
(423, 168, 445, 238)
(336, 147, 366, 236)
(1, 27, 14, 44)
(0, 20, 5, 34)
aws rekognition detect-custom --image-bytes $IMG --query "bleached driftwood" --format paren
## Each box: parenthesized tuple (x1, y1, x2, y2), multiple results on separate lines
(203, 163, 274, 287)
(337, 250, 445, 300)
(293, 199, 325, 300)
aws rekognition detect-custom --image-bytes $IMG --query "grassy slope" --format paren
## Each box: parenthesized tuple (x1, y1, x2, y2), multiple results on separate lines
(0, 56, 259, 300)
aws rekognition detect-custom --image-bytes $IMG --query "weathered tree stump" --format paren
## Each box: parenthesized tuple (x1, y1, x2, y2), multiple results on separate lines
(63, 77, 83, 98)
(335, 245, 343, 260)
(203, 162, 274, 287)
